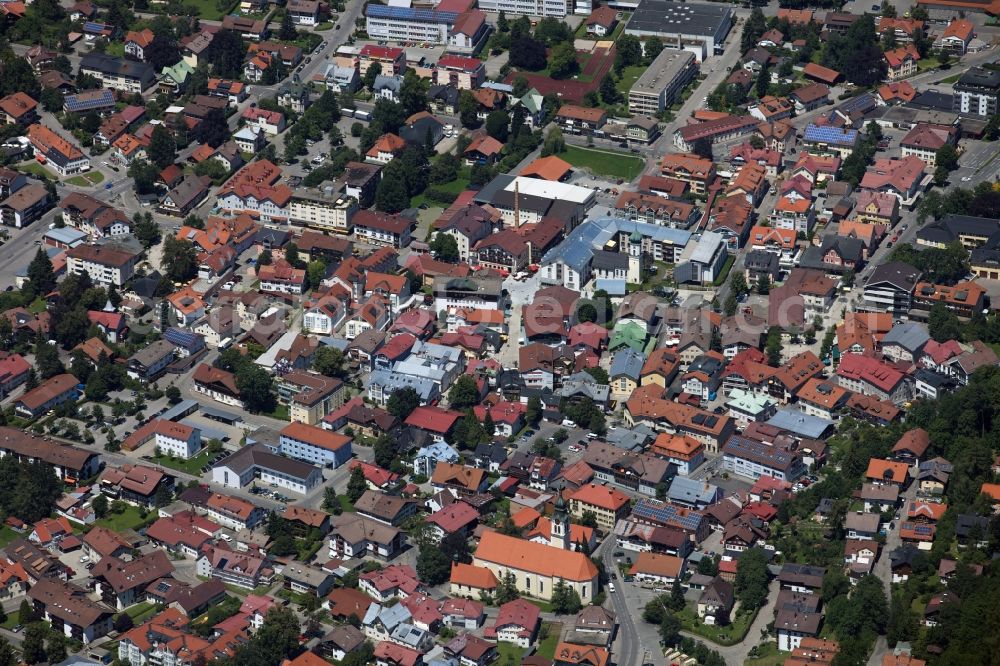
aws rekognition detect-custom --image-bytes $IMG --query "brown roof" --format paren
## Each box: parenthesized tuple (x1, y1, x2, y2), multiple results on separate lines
(556, 104, 607, 123)
(92, 551, 174, 593)
(28, 578, 112, 628)
(16, 373, 77, 411)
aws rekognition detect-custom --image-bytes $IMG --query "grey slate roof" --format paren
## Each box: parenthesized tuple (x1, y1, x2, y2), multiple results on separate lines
(610, 348, 645, 381)
(882, 321, 930, 353)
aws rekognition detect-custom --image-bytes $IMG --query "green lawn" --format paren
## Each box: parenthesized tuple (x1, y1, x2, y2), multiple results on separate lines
(66, 171, 105, 187)
(537, 622, 561, 659)
(314, 21, 333, 31)
(496, 642, 525, 664)
(615, 65, 646, 96)
(182, 0, 239, 20)
(123, 602, 159, 624)
(561, 145, 644, 181)
(745, 641, 790, 666)
(713, 255, 736, 286)
(0, 610, 19, 630)
(940, 73, 961, 84)
(338, 495, 356, 513)
(18, 161, 55, 180)
(150, 449, 215, 475)
(411, 170, 472, 209)
(0, 526, 20, 548)
(27, 297, 47, 314)
(678, 605, 757, 646)
(93, 505, 153, 533)
(264, 404, 290, 421)
(917, 56, 942, 71)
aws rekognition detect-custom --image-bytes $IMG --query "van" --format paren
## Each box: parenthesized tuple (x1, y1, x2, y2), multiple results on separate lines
(608, 583, 616, 593)
(561, 419, 576, 427)
(586, 432, 598, 439)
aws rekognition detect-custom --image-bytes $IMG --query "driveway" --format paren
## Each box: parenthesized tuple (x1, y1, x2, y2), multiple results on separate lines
(680, 578, 780, 665)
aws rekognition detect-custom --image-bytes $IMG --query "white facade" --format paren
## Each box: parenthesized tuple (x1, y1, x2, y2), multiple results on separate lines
(154, 429, 201, 460)
(66, 255, 136, 286)
(288, 193, 357, 233)
(477, 0, 567, 17)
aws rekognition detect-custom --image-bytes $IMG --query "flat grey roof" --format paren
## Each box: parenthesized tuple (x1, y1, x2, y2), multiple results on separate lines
(631, 48, 695, 96)
(627, 0, 732, 36)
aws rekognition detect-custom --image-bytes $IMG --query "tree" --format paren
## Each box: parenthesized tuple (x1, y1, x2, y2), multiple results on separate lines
(615, 34, 642, 71)
(429, 233, 460, 262)
(387, 387, 421, 420)
(526, 396, 543, 427)
(936, 143, 959, 172)
(134, 212, 162, 248)
(448, 375, 481, 409)
(129, 159, 160, 195)
(207, 29, 247, 80)
(313, 346, 347, 379)
(549, 42, 579, 79)
(375, 174, 409, 213)
(371, 434, 396, 470)
(26, 248, 56, 298)
(92, 494, 109, 518)
(399, 70, 428, 117)
(669, 578, 686, 611)
(928, 301, 963, 342)
(363, 62, 383, 91)
(660, 612, 682, 647)
(691, 137, 713, 160)
(235, 365, 275, 413)
(741, 7, 767, 52)
(485, 109, 510, 142)
(165, 386, 182, 404)
(196, 106, 230, 148)
(509, 36, 547, 71)
(541, 126, 566, 157)
(45, 632, 67, 664)
(723, 293, 738, 317)
(440, 530, 472, 564)
(756, 272, 771, 295)
(494, 572, 520, 604)
(322, 486, 341, 514)
(346, 464, 368, 503)
(162, 237, 199, 282)
(430, 153, 460, 185)
(756, 62, 770, 98)
(644, 36, 665, 64)
(21, 624, 46, 664)
(194, 158, 230, 184)
(35, 341, 64, 379)
(579, 510, 598, 528)
(551, 580, 583, 614)
(458, 90, 481, 128)
(278, 10, 297, 41)
(417, 544, 451, 585)
(734, 547, 769, 610)
(765, 326, 783, 366)
(599, 74, 621, 105)
(258, 249, 272, 266)
(148, 125, 177, 169)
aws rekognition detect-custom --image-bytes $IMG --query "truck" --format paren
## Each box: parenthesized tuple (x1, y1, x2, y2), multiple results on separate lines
(354, 109, 371, 121)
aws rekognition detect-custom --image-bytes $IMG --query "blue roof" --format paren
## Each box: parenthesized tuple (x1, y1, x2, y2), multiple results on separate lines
(610, 348, 645, 380)
(64, 90, 115, 113)
(767, 408, 835, 439)
(668, 476, 719, 505)
(803, 123, 858, 146)
(594, 278, 627, 295)
(366, 4, 458, 23)
(44, 227, 87, 244)
(164, 327, 205, 351)
(632, 498, 705, 530)
(541, 216, 692, 275)
(83, 21, 110, 32)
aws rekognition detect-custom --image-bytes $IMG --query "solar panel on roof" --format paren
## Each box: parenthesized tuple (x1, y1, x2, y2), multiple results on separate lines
(64, 91, 115, 113)
(366, 4, 458, 21)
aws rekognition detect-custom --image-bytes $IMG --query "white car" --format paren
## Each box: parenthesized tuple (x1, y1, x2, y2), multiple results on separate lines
(608, 583, 616, 593)
(568, 445, 580, 453)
